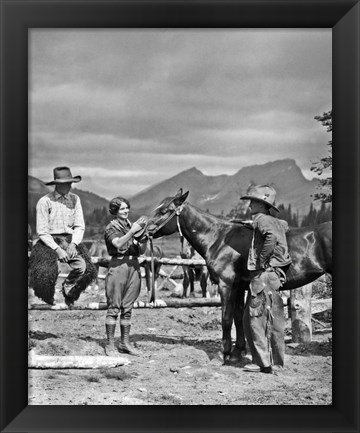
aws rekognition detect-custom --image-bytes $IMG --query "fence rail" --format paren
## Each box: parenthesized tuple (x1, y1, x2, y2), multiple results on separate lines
(29, 253, 332, 345)
(28, 297, 331, 312)
(91, 256, 207, 267)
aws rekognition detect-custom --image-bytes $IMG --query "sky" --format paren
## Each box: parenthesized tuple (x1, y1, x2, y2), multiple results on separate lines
(29, 29, 332, 200)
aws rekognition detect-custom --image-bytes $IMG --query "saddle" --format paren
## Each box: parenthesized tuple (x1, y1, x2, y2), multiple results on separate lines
(230, 219, 254, 229)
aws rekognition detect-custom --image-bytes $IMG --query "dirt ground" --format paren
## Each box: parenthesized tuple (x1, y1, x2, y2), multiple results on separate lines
(28, 267, 332, 406)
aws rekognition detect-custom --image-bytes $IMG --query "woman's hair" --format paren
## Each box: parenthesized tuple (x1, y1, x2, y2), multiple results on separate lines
(108, 196, 130, 215)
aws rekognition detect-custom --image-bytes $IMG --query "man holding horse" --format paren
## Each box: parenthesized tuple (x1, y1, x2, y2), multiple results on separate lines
(240, 184, 292, 373)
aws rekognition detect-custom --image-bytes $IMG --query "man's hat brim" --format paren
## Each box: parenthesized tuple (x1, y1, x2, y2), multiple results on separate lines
(45, 176, 82, 185)
(240, 195, 279, 212)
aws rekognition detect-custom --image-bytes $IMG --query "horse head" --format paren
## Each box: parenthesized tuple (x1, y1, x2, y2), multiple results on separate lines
(147, 188, 189, 238)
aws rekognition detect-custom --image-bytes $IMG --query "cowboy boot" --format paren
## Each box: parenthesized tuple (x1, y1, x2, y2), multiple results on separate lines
(119, 325, 139, 356)
(62, 281, 74, 307)
(104, 324, 118, 357)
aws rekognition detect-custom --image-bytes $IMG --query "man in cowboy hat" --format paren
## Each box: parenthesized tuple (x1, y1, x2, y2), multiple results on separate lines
(29, 167, 97, 305)
(240, 184, 292, 374)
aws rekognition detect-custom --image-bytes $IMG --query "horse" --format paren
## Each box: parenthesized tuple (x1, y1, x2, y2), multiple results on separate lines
(146, 189, 332, 363)
(181, 240, 218, 298)
(142, 244, 163, 295)
(88, 240, 110, 290)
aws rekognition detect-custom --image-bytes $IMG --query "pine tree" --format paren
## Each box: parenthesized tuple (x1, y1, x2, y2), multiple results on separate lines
(311, 110, 332, 203)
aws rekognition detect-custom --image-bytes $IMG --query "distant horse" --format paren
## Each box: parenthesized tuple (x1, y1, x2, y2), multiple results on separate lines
(147, 189, 332, 363)
(181, 240, 218, 298)
(89, 239, 109, 261)
(88, 240, 110, 289)
(142, 243, 163, 295)
(88, 239, 163, 293)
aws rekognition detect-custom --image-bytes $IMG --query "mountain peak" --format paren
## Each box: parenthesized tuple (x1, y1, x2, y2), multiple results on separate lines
(181, 167, 203, 175)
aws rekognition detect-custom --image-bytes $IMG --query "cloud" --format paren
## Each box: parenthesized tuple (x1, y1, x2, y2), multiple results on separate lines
(29, 29, 331, 198)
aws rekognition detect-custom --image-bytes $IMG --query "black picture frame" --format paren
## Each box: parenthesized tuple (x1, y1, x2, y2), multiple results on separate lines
(1, 1, 359, 432)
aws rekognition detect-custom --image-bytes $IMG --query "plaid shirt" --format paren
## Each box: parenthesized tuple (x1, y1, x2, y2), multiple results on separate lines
(36, 190, 85, 250)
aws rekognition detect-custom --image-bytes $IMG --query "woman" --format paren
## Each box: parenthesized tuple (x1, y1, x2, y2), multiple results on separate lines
(103, 196, 148, 356)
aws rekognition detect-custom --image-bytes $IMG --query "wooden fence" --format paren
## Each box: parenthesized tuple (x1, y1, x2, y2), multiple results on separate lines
(29, 254, 332, 344)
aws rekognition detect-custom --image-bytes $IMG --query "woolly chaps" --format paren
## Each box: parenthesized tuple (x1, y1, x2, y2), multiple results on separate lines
(29, 241, 98, 305)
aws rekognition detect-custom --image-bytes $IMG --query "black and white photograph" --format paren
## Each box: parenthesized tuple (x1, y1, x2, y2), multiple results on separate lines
(27, 29, 333, 405)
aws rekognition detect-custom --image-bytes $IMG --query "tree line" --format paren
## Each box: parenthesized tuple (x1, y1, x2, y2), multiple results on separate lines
(29, 198, 332, 239)
(223, 201, 331, 227)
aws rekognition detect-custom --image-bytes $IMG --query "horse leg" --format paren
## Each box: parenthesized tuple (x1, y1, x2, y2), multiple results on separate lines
(144, 263, 151, 293)
(182, 266, 189, 298)
(189, 268, 195, 297)
(219, 282, 235, 364)
(230, 286, 247, 362)
(200, 272, 208, 298)
(90, 262, 100, 290)
(154, 263, 162, 281)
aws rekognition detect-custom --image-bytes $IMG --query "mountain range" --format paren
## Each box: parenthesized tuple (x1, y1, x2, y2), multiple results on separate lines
(28, 159, 321, 223)
(129, 159, 320, 218)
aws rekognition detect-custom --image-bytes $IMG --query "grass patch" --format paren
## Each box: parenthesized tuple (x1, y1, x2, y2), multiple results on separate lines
(153, 393, 183, 405)
(85, 375, 101, 383)
(100, 367, 133, 381)
(312, 275, 332, 298)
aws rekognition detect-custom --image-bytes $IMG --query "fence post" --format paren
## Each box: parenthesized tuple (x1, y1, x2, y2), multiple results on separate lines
(289, 283, 312, 343)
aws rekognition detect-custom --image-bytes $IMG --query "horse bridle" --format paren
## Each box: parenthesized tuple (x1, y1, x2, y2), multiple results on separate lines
(148, 204, 183, 237)
(147, 204, 184, 304)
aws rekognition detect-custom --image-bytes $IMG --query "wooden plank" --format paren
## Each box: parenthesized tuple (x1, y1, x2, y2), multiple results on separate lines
(28, 351, 130, 369)
(311, 298, 332, 314)
(28, 296, 332, 311)
(28, 297, 222, 310)
(91, 256, 207, 267)
(290, 284, 312, 343)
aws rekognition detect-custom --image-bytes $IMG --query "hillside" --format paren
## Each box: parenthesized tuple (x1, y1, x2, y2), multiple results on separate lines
(129, 159, 320, 218)
(28, 159, 322, 233)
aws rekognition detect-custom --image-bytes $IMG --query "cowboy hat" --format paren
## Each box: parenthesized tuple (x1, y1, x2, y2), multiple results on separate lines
(240, 184, 279, 212)
(45, 167, 82, 185)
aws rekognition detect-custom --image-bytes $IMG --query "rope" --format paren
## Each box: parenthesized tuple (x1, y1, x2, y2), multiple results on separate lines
(177, 214, 185, 257)
(266, 291, 274, 366)
(149, 235, 156, 303)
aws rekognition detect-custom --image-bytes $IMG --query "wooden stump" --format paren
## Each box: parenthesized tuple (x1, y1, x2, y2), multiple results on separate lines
(289, 284, 312, 343)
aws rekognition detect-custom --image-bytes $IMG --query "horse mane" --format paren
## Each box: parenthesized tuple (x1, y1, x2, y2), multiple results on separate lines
(154, 194, 253, 233)
(186, 202, 251, 229)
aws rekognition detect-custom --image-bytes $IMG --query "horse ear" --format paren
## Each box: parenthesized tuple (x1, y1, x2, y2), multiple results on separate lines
(182, 191, 189, 201)
(173, 190, 189, 206)
(175, 188, 183, 197)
